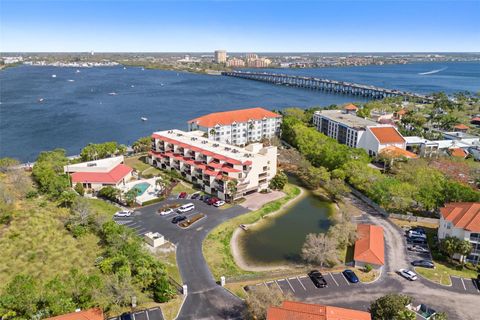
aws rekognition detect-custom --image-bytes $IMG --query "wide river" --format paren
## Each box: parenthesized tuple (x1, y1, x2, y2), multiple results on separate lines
(1, 62, 479, 161)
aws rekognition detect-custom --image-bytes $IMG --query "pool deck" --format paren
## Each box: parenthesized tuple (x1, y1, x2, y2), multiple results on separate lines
(119, 177, 162, 204)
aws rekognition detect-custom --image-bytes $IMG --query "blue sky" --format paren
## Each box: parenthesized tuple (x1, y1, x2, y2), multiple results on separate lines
(1, 0, 479, 52)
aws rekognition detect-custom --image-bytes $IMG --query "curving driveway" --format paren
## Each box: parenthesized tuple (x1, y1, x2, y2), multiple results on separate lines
(121, 196, 480, 320)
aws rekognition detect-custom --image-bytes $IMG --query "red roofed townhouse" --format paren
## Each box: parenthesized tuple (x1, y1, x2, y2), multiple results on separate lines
(267, 301, 371, 320)
(64, 156, 132, 192)
(360, 125, 407, 157)
(439, 202, 480, 264)
(188, 107, 282, 146)
(148, 129, 277, 201)
(343, 103, 358, 115)
(46, 308, 103, 320)
(354, 224, 385, 270)
(453, 124, 469, 133)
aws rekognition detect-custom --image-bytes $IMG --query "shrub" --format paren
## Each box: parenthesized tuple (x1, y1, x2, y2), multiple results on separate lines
(74, 183, 85, 196)
(142, 197, 164, 206)
(364, 264, 373, 272)
(25, 190, 38, 199)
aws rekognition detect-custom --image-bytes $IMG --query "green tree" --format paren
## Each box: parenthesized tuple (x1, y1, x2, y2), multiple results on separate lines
(0, 275, 39, 319)
(369, 294, 413, 320)
(58, 190, 77, 208)
(97, 186, 120, 201)
(32, 149, 70, 198)
(132, 136, 152, 153)
(269, 171, 288, 190)
(456, 240, 473, 265)
(432, 312, 448, 320)
(227, 179, 238, 203)
(440, 236, 458, 259)
(124, 187, 139, 206)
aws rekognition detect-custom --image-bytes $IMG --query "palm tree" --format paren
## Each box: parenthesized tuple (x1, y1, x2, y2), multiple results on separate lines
(226, 179, 238, 203)
(209, 129, 216, 138)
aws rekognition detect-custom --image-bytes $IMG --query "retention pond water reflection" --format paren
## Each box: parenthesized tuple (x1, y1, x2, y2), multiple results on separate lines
(237, 189, 333, 266)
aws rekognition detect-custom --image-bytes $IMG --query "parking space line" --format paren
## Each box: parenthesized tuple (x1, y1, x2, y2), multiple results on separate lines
(275, 280, 283, 293)
(145, 311, 150, 320)
(132, 313, 136, 320)
(329, 273, 339, 286)
(263, 282, 268, 288)
(285, 278, 295, 292)
(340, 272, 350, 285)
(460, 277, 466, 290)
(296, 276, 306, 290)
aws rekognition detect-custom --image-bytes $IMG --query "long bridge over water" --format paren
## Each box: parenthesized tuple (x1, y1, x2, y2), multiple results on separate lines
(222, 71, 435, 103)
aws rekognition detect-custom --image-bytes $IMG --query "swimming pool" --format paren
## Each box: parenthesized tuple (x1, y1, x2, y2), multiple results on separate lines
(131, 182, 151, 196)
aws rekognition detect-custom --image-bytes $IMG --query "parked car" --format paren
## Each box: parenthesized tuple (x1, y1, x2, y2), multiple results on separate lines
(171, 215, 187, 224)
(411, 260, 435, 269)
(412, 245, 429, 254)
(410, 227, 426, 234)
(342, 269, 359, 283)
(208, 197, 220, 205)
(159, 208, 174, 216)
(308, 270, 327, 288)
(191, 192, 201, 200)
(213, 200, 225, 207)
(407, 237, 427, 245)
(114, 210, 133, 217)
(474, 274, 480, 288)
(408, 230, 427, 239)
(398, 269, 418, 281)
(177, 203, 195, 213)
(203, 195, 211, 203)
(178, 192, 188, 199)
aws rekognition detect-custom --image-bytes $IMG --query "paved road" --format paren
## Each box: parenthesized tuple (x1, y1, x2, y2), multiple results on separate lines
(118, 198, 250, 320)
(117, 196, 480, 320)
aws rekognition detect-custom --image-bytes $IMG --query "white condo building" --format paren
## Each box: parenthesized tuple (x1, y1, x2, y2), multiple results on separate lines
(438, 202, 480, 265)
(148, 129, 277, 201)
(313, 109, 416, 158)
(188, 107, 282, 146)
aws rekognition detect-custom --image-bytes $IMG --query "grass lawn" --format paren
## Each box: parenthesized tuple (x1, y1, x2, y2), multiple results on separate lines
(347, 267, 378, 283)
(172, 181, 197, 195)
(415, 261, 478, 286)
(154, 243, 182, 284)
(125, 155, 162, 177)
(0, 195, 119, 290)
(202, 184, 301, 280)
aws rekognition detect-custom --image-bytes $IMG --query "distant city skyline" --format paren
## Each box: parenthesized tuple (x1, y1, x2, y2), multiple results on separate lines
(1, 0, 479, 52)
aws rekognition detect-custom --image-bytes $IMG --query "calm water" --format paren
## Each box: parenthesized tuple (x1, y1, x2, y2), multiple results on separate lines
(238, 191, 333, 265)
(1, 62, 479, 161)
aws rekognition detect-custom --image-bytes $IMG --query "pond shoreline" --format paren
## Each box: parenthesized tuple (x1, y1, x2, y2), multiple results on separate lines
(230, 186, 307, 272)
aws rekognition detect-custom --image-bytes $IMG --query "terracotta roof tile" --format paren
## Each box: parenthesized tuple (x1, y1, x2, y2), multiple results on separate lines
(440, 202, 480, 232)
(369, 126, 405, 144)
(470, 117, 480, 123)
(188, 107, 281, 127)
(343, 104, 358, 111)
(71, 164, 132, 184)
(454, 124, 469, 130)
(267, 301, 371, 320)
(46, 308, 103, 320)
(354, 224, 385, 266)
(449, 147, 468, 158)
(380, 146, 417, 159)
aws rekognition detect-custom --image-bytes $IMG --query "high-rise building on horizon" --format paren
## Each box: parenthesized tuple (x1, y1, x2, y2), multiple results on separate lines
(214, 50, 227, 63)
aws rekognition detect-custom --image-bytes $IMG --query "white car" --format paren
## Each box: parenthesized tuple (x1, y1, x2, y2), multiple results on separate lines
(413, 245, 429, 254)
(398, 269, 418, 281)
(114, 210, 133, 217)
(159, 208, 174, 216)
(213, 200, 225, 207)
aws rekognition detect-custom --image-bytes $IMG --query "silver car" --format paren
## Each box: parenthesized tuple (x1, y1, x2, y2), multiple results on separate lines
(114, 210, 133, 217)
(398, 269, 418, 281)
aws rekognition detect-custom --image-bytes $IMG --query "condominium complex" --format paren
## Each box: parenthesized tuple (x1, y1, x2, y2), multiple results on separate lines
(313, 109, 411, 157)
(226, 57, 245, 67)
(439, 202, 480, 264)
(188, 107, 282, 146)
(148, 129, 277, 200)
(214, 50, 227, 63)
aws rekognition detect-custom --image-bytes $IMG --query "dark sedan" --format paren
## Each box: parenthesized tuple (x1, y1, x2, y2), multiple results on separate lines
(411, 260, 435, 269)
(342, 269, 359, 283)
(171, 215, 187, 224)
(308, 270, 328, 288)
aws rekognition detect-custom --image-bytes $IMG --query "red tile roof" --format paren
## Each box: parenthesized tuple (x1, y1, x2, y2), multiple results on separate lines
(369, 126, 405, 144)
(380, 146, 418, 159)
(470, 117, 480, 123)
(71, 164, 132, 184)
(449, 147, 468, 158)
(267, 301, 371, 320)
(354, 224, 385, 266)
(440, 202, 480, 232)
(46, 308, 103, 320)
(395, 109, 407, 116)
(343, 104, 358, 111)
(454, 124, 469, 130)
(188, 107, 281, 127)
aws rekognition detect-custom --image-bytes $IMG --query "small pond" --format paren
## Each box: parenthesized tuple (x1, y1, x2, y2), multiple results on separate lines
(237, 189, 334, 266)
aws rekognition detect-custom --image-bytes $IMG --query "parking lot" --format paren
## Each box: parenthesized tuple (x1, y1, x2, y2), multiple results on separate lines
(246, 271, 362, 299)
(107, 307, 164, 320)
(450, 276, 480, 294)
